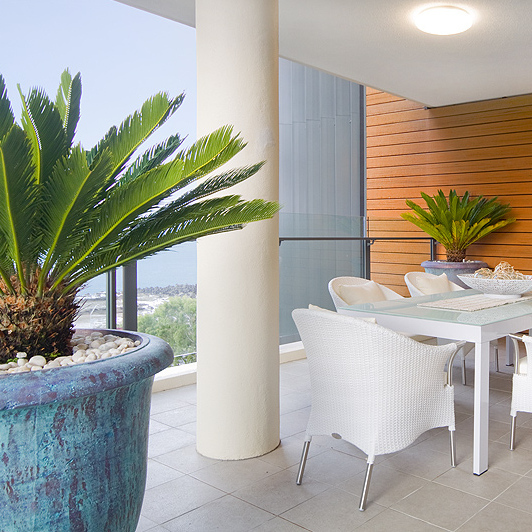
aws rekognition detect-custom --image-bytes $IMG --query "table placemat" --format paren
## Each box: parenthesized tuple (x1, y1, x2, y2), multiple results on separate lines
(418, 294, 532, 312)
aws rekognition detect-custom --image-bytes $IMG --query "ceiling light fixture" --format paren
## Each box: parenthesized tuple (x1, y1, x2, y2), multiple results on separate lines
(415, 5, 473, 35)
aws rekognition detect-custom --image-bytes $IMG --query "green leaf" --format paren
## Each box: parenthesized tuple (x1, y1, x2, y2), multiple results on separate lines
(18, 84, 67, 186)
(0, 75, 14, 141)
(0, 125, 37, 291)
(55, 69, 82, 148)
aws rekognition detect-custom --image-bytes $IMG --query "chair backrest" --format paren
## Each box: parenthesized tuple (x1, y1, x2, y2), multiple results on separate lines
(404, 271, 463, 297)
(292, 308, 456, 458)
(328, 276, 404, 310)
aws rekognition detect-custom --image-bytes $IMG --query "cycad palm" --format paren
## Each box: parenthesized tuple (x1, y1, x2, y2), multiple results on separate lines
(0, 70, 279, 363)
(401, 189, 514, 261)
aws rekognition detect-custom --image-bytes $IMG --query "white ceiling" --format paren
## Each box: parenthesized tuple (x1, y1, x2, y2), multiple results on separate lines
(116, 0, 532, 107)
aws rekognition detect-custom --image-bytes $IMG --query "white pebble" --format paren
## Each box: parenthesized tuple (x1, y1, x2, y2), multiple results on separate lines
(30, 366, 42, 372)
(91, 331, 103, 338)
(90, 340, 104, 348)
(85, 353, 98, 362)
(44, 360, 61, 369)
(0, 363, 11, 370)
(28, 355, 46, 367)
(100, 352, 112, 359)
(72, 351, 86, 362)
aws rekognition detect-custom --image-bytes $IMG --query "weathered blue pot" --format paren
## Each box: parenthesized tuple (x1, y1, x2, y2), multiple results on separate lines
(0, 330, 173, 532)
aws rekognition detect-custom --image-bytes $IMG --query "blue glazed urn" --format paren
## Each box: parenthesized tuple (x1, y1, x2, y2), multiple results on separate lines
(0, 330, 173, 532)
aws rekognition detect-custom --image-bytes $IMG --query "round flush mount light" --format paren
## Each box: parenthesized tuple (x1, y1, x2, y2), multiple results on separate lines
(415, 5, 473, 35)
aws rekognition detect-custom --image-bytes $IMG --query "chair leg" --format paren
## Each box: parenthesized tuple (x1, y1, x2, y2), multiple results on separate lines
(449, 429, 456, 467)
(510, 415, 517, 451)
(359, 460, 374, 512)
(461, 353, 467, 386)
(296, 440, 311, 485)
(494, 343, 499, 372)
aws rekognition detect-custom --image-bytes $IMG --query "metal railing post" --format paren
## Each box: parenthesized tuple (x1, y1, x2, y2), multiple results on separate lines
(106, 270, 117, 329)
(123, 262, 138, 331)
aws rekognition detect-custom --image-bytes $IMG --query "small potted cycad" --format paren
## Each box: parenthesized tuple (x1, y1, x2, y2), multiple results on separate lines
(401, 189, 515, 284)
(0, 70, 279, 531)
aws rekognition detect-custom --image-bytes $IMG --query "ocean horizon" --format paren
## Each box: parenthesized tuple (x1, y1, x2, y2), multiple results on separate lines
(79, 242, 197, 295)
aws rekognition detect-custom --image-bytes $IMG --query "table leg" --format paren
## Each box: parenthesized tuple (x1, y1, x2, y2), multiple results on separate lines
(473, 341, 490, 475)
(507, 335, 514, 366)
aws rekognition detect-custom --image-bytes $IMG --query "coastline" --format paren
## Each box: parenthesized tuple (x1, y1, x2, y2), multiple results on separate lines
(75, 284, 197, 329)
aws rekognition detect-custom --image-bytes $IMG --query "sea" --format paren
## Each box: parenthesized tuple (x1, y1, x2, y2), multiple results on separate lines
(78, 242, 197, 295)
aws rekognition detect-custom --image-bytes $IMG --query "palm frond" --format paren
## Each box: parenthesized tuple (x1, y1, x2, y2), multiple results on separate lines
(0, 125, 37, 291)
(62, 197, 279, 291)
(37, 146, 113, 292)
(86, 92, 184, 179)
(55, 69, 81, 148)
(155, 162, 265, 214)
(177, 125, 246, 182)
(17, 85, 67, 185)
(0, 75, 15, 141)
(121, 133, 184, 184)
(49, 157, 187, 288)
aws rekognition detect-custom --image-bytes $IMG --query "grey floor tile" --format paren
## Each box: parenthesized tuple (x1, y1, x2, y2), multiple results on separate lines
(147, 427, 196, 458)
(136, 515, 159, 532)
(356, 508, 443, 531)
(384, 444, 455, 481)
(280, 487, 385, 531)
(190, 456, 282, 493)
(145, 458, 184, 490)
(150, 404, 197, 428)
(233, 468, 329, 515)
(141, 475, 224, 525)
(391, 482, 488, 530)
(149, 419, 172, 435)
(488, 440, 532, 475)
(457, 501, 532, 531)
(340, 463, 429, 508)
(280, 391, 311, 415)
(251, 517, 308, 531)
(153, 444, 217, 474)
(280, 407, 311, 438)
(494, 475, 532, 513)
(434, 460, 520, 500)
(292, 448, 368, 486)
(259, 437, 326, 470)
(162, 494, 274, 532)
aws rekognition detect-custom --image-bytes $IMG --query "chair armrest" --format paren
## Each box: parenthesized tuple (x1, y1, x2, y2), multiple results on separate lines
(510, 334, 525, 374)
(446, 341, 466, 386)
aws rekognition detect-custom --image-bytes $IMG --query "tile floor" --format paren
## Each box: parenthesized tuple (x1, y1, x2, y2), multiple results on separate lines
(137, 352, 532, 532)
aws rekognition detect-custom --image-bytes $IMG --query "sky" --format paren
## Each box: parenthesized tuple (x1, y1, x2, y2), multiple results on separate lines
(1, 0, 198, 291)
(1, 0, 197, 148)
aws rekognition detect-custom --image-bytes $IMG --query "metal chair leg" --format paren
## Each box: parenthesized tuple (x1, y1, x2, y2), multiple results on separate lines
(510, 415, 517, 451)
(450, 429, 456, 467)
(461, 354, 467, 386)
(296, 440, 311, 485)
(494, 343, 499, 372)
(359, 460, 374, 511)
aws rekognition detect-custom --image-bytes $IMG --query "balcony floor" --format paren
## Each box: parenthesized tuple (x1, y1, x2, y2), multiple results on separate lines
(138, 356, 532, 531)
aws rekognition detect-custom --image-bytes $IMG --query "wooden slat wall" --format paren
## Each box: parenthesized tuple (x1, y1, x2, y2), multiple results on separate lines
(366, 87, 532, 296)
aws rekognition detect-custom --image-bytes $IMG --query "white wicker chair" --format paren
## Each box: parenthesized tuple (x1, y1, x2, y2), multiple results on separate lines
(329, 276, 431, 344)
(292, 308, 462, 511)
(404, 271, 499, 385)
(328, 276, 404, 310)
(509, 334, 532, 450)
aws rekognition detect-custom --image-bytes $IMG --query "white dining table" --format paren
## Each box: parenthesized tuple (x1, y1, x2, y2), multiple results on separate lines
(339, 289, 532, 475)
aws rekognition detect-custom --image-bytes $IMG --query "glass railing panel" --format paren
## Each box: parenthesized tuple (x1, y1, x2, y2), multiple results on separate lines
(279, 213, 366, 344)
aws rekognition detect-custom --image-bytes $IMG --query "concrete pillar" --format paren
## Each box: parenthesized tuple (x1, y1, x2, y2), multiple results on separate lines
(195, 0, 280, 459)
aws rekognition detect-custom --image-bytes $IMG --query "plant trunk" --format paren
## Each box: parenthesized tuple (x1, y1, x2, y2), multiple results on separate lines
(445, 249, 467, 262)
(0, 277, 78, 363)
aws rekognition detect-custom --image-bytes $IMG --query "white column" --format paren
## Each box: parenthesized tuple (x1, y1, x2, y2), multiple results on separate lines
(195, 0, 280, 459)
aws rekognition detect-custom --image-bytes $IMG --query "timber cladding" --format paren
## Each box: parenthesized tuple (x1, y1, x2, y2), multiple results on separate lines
(366, 87, 532, 296)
